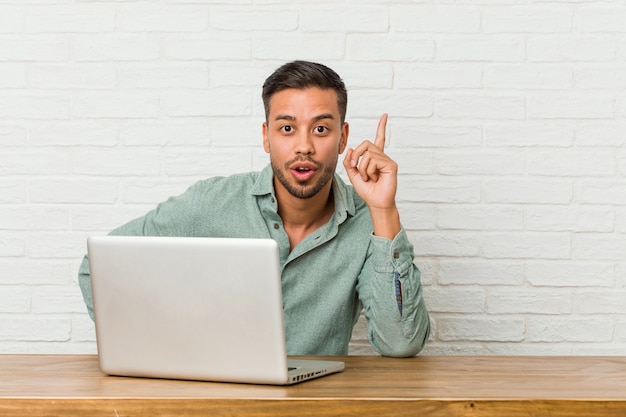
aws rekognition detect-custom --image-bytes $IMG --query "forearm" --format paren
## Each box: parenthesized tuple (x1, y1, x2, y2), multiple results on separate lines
(76, 185, 199, 320)
(369, 206, 401, 240)
(77, 215, 154, 321)
(78, 255, 95, 321)
(357, 229, 431, 357)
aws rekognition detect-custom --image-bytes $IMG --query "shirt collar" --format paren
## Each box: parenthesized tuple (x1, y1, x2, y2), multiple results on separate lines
(250, 164, 275, 197)
(251, 164, 356, 218)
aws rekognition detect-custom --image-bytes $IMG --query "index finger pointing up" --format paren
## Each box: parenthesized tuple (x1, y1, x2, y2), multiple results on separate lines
(374, 113, 388, 150)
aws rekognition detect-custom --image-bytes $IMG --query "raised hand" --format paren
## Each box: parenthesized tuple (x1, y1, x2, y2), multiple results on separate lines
(343, 114, 401, 239)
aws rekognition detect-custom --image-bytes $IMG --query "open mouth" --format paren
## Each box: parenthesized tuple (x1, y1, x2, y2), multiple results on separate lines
(289, 162, 317, 181)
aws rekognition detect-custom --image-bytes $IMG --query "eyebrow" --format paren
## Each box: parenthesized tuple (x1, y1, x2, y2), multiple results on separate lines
(273, 113, 336, 123)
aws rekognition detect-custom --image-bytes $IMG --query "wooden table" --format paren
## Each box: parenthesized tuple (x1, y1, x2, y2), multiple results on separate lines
(2, 355, 626, 416)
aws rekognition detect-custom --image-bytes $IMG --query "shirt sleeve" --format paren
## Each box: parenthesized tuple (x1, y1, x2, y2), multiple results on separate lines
(356, 227, 431, 357)
(78, 254, 95, 320)
(77, 182, 205, 321)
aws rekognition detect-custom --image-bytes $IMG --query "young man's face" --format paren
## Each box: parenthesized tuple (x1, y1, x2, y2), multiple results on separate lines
(263, 87, 349, 200)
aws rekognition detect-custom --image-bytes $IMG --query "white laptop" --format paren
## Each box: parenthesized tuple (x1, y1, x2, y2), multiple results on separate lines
(87, 235, 344, 385)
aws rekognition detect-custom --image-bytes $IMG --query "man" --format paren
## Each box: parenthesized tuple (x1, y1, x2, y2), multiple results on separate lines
(79, 60, 430, 357)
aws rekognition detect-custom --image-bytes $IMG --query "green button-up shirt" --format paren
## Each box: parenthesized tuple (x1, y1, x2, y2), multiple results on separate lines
(78, 165, 430, 357)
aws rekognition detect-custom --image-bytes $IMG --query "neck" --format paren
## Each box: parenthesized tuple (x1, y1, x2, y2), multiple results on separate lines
(276, 181, 334, 226)
(274, 180, 335, 250)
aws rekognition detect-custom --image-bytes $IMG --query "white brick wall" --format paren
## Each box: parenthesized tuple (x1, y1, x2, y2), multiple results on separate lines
(1, 0, 625, 356)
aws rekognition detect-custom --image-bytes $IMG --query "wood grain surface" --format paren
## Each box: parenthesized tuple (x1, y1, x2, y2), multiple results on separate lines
(2, 355, 625, 416)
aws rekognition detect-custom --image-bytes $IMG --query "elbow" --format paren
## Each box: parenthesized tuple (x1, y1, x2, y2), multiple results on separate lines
(373, 318, 431, 358)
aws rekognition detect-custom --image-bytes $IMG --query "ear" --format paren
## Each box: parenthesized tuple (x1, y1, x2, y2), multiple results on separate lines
(338, 122, 349, 154)
(262, 122, 270, 153)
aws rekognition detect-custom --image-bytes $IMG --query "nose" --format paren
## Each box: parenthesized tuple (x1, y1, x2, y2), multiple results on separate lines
(294, 131, 314, 155)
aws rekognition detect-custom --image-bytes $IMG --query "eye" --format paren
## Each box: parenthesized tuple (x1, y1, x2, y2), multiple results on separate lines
(314, 126, 328, 134)
(280, 125, 293, 133)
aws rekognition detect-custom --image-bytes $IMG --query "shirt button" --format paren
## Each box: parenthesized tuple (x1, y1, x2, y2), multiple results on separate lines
(271, 197, 275, 204)
(273, 224, 279, 229)
(393, 252, 399, 259)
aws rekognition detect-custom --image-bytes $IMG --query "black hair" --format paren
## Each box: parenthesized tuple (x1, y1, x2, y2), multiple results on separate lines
(262, 60, 347, 123)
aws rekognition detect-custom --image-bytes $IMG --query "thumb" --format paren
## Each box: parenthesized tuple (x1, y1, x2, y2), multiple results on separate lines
(343, 148, 360, 181)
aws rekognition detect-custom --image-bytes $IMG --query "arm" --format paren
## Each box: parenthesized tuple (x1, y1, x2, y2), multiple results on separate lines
(357, 229, 430, 357)
(78, 183, 204, 321)
(343, 114, 400, 240)
(343, 114, 431, 356)
(77, 214, 172, 321)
